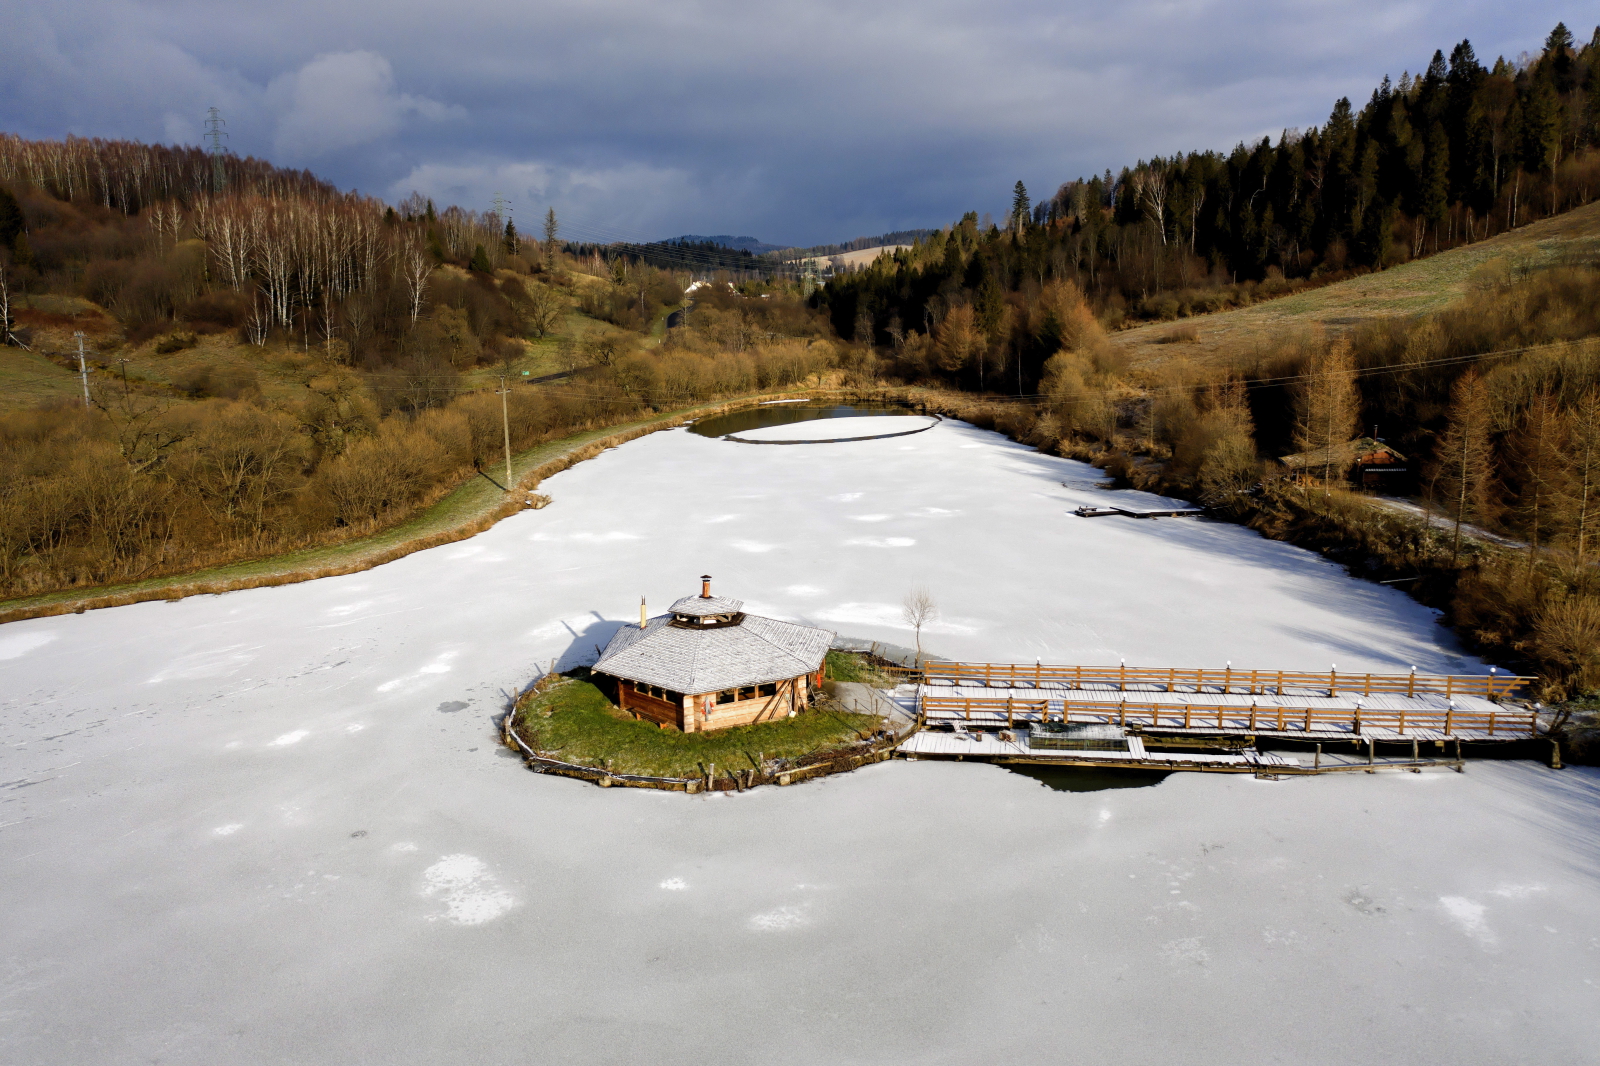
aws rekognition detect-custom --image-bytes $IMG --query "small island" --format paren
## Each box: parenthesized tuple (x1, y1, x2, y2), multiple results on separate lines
(505, 577, 905, 789)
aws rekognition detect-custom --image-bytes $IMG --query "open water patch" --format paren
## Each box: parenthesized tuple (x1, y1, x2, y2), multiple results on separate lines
(689, 403, 927, 443)
(1007, 765, 1170, 792)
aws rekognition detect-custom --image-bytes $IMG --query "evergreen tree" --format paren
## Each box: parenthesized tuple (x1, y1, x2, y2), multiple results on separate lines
(503, 218, 518, 256)
(1421, 123, 1451, 240)
(1010, 181, 1031, 232)
(543, 208, 559, 269)
(469, 243, 492, 273)
(1521, 78, 1561, 175)
(1545, 22, 1574, 54)
(0, 187, 21, 250)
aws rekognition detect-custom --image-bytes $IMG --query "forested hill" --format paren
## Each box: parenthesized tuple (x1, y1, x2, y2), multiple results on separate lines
(821, 21, 1600, 383)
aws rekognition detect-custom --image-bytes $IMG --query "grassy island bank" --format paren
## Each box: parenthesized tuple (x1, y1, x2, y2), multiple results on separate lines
(510, 667, 886, 781)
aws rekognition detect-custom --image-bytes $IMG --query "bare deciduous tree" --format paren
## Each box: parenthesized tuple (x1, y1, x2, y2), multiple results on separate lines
(1434, 370, 1495, 562)
(1508, 390, 1568, 574)
(1292, 339, 1361, 493)
(1564, 390, 1600, 584)
(902, 587, 938, 664)
(522, 285, 563, 339)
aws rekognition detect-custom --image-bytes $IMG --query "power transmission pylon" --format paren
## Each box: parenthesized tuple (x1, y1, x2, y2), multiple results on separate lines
(204, 107, 228, 194)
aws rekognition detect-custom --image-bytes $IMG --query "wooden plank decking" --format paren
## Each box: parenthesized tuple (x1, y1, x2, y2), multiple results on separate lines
(922, 661, 1534, 702)
(918, 689, 1538, 740)
(897, 730, 1302, 772)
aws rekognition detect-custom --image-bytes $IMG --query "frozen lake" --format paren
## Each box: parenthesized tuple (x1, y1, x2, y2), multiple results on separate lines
(3, 416, 1596, 1064)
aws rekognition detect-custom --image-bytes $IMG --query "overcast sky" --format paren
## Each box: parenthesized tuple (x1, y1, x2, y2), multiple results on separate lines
(1, 1, 1583, 246)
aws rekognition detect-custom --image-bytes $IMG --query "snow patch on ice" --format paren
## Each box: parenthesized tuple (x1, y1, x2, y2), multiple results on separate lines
(1490, 883, 1547, 899)
(345, 723, 365, 734)
(703, 514, 742, 524)
(323, 601, 372, 617)
(0, 630, 57, 660)
(269, 730, 309, 746)
(659, 878, 688, 891)
(784, 585, 824, 598)
(844, 536, 915, 548)
(750, 904, 810, 931)
(392, 842, 418, 852)
(421, 854, 515, 925)
(532, 531, 642, 544)
(729, 540, 779, 553)
(377, 649, 459, 692)
(1439, 896, 1496, 944)
(148, 645, 257, 682)
(849, 514, 892, 522)
(213, 824, 243, 836)
(830, 492, 863, 501)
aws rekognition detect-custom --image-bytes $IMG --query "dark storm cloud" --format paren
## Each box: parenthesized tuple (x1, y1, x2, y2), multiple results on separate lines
(0, 0, 1581, 245)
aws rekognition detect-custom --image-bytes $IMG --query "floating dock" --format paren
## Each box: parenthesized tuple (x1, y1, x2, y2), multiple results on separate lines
(1071, 505, 1207, 519)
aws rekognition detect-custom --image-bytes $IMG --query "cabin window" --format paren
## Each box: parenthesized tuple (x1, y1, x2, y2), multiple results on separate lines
(758, 683, 778, 698)
(738, 687, 756, 701)
(716, 690, 736, 704)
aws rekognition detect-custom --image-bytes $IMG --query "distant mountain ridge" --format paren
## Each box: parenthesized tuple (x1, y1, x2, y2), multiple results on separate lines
(663, 229, 942, 258)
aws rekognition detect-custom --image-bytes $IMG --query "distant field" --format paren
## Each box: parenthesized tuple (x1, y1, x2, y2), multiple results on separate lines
(796, 244, 911, 270)
(1111, 200, 1600, 373)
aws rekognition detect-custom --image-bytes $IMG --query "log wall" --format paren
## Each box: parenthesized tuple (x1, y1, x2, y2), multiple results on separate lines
(619, 684, 685, 730)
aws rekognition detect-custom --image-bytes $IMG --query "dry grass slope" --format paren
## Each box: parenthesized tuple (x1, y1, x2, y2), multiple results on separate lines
(1112, 201, 1600, 374)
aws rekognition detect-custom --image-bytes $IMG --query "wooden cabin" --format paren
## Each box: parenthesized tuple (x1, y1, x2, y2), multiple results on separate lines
(592, 576, 834, 733)
(1278, 437, 1408, 492)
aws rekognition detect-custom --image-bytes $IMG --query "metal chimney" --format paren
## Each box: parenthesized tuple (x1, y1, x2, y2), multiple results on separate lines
(700, 574, 713, 598)
(640, 596, 647, 628)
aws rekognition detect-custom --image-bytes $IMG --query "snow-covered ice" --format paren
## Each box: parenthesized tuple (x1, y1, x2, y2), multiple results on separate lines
(2, 417, 1596, 1064)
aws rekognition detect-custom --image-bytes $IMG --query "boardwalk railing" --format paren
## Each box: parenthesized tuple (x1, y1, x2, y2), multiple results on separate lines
(919, 694, 1539, 739)
(922, 661, 1533, 701)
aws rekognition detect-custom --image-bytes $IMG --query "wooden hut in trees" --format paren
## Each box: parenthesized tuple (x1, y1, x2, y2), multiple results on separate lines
(592, 576, 834, 733)
(1278, 437, 1409, 491)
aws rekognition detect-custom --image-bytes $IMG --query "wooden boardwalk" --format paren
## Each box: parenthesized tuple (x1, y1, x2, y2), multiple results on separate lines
(918, 686, 1537, 740)
(922, 660, 1533, 702)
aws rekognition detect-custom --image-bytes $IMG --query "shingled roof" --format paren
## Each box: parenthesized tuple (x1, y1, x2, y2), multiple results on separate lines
(670, 593, 744, 618)
(594, 611, 834, 695)
(1278, 436, 1407, 470)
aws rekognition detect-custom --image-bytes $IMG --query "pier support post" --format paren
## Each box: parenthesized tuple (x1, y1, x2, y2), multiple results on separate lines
(1550, 739, 1563, 770)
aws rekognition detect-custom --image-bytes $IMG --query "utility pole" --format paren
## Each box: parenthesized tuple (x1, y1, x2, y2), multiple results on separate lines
(74, 331, 89, 408)
(496, 376, 513, 490)
(114, 353, 134, 397)
(204, 108, 228, 194)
